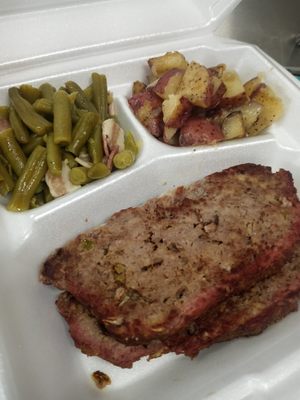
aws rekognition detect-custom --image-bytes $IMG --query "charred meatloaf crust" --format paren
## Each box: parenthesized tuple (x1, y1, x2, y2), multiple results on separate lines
(41, 164, 300, 343)
(56, 245, 300, 368)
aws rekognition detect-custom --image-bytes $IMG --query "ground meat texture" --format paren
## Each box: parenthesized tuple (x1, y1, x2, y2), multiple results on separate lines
(56, 292, 165, 368)
(55, 245, 300, 368)
(169, 244, 300, 355)
(41, 164, 300, 344)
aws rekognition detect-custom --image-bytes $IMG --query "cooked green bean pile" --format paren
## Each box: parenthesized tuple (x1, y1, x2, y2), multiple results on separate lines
(0, 73, 138, 212)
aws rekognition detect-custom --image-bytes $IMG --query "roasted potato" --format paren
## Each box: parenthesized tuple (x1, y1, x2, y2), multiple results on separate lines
(162, 94, 193, 128)
(132, 81, 146, 95)
(179, 116, 224, 146)
(222, 111, 245, 140)
(177, 62, 213, 108)
(163, 126, 178, 145)
(237, 101, 263, 130)
(208, 64, 226, 79)
(244, 76, 262, 97)
(210, 76, 226, 108)
(128, 90, 163, 137)
(148, 51, 188, 78)
(153, 68, 184, 100)
(220, 70, 248, 108)
(247, 84, 283, 136)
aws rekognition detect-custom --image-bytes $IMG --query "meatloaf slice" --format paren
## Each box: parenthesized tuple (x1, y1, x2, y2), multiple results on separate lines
(40, 164, 300, 343)
(56, 245, 300, 368)
(56, 292, 165, 368)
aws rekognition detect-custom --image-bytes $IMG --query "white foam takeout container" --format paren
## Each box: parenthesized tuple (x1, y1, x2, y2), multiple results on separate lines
(1, 1, 300, 399)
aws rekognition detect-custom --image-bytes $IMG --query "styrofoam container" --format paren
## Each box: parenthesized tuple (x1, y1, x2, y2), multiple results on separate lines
(1, 1, 300, 399)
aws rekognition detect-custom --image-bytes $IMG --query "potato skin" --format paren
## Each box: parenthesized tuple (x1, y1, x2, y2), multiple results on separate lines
(209, 79, 226, 109)
(179, 117, 224, 146)
(128, 90, 163, 137)
(153, 68, 184, 100)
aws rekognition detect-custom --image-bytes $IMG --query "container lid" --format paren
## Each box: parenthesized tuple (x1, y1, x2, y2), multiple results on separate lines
(0, 0, 241, 69)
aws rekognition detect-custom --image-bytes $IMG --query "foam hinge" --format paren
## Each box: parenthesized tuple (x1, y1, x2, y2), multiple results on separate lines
(0, 0, 241, 70)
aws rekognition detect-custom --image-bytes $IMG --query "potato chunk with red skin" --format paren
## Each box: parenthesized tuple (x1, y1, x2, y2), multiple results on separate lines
(162, 95, 193, 128)
(208, 64, 226, 79)
(209, 77, 226, 108)
(153, 68, 184, 100)
(128, 90, 163, 137)
(179, 116, 224, 146)
(177, 62, 213, 108)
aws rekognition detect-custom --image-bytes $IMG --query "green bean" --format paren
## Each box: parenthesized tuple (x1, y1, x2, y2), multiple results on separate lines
(0, 158, 15, 196)
(68, 91, 78, 105)
(0, 153, 13, 177)
(7, 145, 47, 212)
(33, 98, 53, 115)
(63, 152, 78, 168)
(70, 102, 88, 124)
(124, 131, 138, 156)
(47, 132, 62, 176)
(33, 93, 76, 118)
(72, 106, 89, 124)
(22, 134, 45, 156)
(39, 83, 56, 101)
(113, 150, 135, 170)
(87, 162, 110, 179)
(65, 81, 97, 113)
(70, 104, 80, 124)
(92, 73, 108, 121)
(84, 84, 93, 101)
(9, 87, 52, 136)
(9, 107, 30, 144)
(0, 106, 9, 119)
(0, 153, 15, 179)
(43, 185, 53, 203)
(19, 84, 41, 104)
(0, 128, 27, 176)
(88, 123, 103, 164)
(66, 112, 98, 156)
(69, 167, 91, 185)
(53, 90, 72, 145)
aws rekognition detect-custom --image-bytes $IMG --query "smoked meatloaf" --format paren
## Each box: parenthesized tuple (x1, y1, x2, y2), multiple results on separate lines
(41, 164, 300, 344)
(56, 245, 300, 368)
